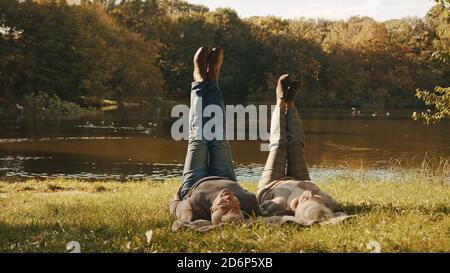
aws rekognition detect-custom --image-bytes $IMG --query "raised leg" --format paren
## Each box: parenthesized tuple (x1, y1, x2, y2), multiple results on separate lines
(258, 101, 288, 189)
(180, 82, 209, 198)
(180, 47, 210, 199)
(286, 102, 310, 181)
(207, 80, 236, 181)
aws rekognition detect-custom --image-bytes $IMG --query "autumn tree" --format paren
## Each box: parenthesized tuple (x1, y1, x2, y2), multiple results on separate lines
(0, 0, 163, 104)
(413, 0, 450, 123)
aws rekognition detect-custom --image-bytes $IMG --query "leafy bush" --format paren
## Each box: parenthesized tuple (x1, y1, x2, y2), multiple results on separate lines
(23, 92, 99, 119)
(413, 86, 450, 124)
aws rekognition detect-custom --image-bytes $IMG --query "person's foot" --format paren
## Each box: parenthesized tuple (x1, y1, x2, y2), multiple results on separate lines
(207, 47, 224, 81)
(193, 47, 209, 83)
(276, 74, 290, 101)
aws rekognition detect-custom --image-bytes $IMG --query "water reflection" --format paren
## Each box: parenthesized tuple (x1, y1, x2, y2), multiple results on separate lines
(0, 106, 449, 182)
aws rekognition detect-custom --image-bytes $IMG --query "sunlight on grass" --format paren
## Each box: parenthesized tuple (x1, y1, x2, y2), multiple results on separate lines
(0, 168, 449, 253)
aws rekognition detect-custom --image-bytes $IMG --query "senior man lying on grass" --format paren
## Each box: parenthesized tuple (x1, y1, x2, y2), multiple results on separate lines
(169, 46, 260, 231)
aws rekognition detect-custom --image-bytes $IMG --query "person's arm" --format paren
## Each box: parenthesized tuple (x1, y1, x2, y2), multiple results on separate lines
(172, 219, 214, 232)
(260, 197, 292, 217)
(295, 181, 340, 212)
(169, 189, 182, 219)
(169, 187, 194, 222)
(171, 185, 216, 232)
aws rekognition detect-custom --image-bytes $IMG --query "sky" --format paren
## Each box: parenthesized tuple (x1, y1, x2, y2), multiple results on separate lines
(187, 0, 436, 21)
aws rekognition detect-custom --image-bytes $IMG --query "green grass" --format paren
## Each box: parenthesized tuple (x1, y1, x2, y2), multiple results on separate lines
(0, 175, 449, 253)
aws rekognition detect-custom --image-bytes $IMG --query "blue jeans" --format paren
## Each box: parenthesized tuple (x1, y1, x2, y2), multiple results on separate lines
(180, 80, 237, 199)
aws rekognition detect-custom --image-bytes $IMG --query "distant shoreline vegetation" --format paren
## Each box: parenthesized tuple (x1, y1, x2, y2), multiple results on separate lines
(0, 0, 449, 113)
(23, 92, 99, 119)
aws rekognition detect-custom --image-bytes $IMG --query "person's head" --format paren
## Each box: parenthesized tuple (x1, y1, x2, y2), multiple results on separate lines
(290, 191, 334, 222)
(210, 189, 244, 225)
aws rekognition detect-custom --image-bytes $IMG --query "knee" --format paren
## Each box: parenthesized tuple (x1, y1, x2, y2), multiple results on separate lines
(208, 139, 230, 149)
(187, 139, 208, 151)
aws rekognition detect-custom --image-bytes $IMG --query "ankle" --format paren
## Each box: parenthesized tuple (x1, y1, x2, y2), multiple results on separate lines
(193, 73, 207, 83)
(193, 46, 209, 83)
(208, 47, 223, 82)
(277, 99, 287, 110)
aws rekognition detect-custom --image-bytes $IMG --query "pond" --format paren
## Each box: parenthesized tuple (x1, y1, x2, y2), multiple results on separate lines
(0, 102, 449, 182)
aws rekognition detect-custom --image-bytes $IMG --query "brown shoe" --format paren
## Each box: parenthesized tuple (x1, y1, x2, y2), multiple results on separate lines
(193, 47, 209, 83)
(207, 47, 224, 81)
(276, 74, 290, 100)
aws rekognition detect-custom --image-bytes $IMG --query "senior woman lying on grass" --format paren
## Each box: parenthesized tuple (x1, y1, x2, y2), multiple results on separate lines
(256, 74, 350, 225)
(169, 46, 260, 231)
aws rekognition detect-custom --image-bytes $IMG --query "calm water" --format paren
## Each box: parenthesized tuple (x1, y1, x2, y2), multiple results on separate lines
(0, 103, 449, 182)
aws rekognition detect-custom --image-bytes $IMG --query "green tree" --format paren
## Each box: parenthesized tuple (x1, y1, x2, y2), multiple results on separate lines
(0, 0, 163, 105)
(74, 2, 163, 100)
(1, 0, 448, 109)
(205, 8, 264, 98)
(0, 0, 25, 103)
(414, 0, 450, 123)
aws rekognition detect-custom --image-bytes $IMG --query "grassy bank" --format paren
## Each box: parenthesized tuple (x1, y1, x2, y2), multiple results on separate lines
(0, 176, 449, 253)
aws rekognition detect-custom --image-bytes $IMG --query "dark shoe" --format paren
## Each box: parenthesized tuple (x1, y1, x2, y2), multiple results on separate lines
(276, 74, 290, 100)
(286, 80, 300, 102)
(207, 47, 224, 81)
(193, 47, 209, 83)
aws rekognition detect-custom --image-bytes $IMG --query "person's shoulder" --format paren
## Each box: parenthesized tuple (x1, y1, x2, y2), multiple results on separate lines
(294, 180, 320, 191)
(193, 176, 239, 190)
(196, 176, 234, 184)
(183, 176, 226, 197)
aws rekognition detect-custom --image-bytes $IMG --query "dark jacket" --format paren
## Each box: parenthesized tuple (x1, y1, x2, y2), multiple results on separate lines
(256, 177, 340, 216)
(170, 176, 260, 222)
